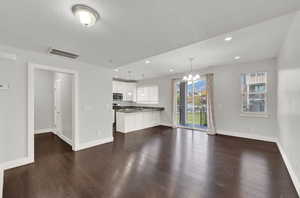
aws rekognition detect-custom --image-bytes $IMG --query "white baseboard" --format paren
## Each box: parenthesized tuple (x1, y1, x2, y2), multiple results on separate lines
(56, 132, 72, 146)
(276, 141, 300, 196)
(159, 123, 174, 128)
(36, 130, 72, 146)
(35, 128, 55, 134)
(0, 136, 112, 197)
(0, 133, 299, 197)
(216, 130, 299, 196)
(76, 136, 114, 151)
(0, 157, 33, 171)
(216, 130, 276, 142)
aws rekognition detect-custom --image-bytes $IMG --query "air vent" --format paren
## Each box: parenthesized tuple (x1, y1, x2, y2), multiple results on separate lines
(0, 51, 16, 60)
(48, 48, 79, 59)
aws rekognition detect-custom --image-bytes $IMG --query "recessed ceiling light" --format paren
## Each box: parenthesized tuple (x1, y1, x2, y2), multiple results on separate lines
(114, 69, 119, 72)
(145, 60, 151, 64)
(224, 36, 233, 41)
(169, 68, 174, 72)
(234, 56, 241, 60)
(72, 4, 100, 27)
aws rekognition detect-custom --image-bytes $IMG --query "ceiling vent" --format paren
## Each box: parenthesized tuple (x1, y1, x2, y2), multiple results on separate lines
(48, 48, 79, 59)
(0, 51, 17, 60)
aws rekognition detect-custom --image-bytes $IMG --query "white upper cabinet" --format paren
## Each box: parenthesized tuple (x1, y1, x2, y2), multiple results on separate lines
(112, 80, 137, 101)
(124, 83, 137, 102)
(136, 86, 159, 104)
(112, 81, 119, 93)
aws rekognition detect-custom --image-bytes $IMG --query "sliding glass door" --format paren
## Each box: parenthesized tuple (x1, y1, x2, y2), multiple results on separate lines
(175, 78, 207, 130)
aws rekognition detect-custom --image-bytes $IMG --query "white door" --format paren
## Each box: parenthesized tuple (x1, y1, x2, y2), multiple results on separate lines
(54, 80, 62, 134)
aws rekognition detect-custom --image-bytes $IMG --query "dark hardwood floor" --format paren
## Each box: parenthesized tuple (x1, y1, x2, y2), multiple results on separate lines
(4, 127, 298, 198)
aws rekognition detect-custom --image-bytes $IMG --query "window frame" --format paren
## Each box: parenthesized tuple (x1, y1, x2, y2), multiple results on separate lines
(240, 71, 269, 118)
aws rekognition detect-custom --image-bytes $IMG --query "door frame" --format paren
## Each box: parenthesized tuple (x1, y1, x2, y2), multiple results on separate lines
(28, 62, 79, 162)
(172, 78, 208, 132)
(54, 77, 62, 136)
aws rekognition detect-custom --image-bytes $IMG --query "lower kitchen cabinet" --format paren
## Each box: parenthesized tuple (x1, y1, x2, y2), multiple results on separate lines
(116, 111, 161, 133)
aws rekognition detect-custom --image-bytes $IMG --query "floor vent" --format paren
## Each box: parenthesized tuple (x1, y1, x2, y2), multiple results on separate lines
(48, 48, 79, 59)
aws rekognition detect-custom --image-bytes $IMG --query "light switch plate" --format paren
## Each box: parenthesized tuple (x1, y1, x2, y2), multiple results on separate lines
(0, 84, 9, 90)
(84, 105, 92, 111)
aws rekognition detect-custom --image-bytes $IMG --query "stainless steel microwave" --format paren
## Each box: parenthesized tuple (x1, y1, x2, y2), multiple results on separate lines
(113, 93, 123, 101)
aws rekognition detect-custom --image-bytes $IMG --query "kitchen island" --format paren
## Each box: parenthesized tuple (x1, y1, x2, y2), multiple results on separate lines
(115, 106, 164, 133)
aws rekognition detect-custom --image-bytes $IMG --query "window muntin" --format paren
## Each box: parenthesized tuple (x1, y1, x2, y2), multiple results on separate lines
(241, 72, 267, 114)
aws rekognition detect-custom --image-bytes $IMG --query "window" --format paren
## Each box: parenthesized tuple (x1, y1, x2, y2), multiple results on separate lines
(137, 86, 159, 104)
(241, 72, 267, 115)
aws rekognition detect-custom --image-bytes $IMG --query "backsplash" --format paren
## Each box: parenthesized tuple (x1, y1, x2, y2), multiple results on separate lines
(113, 100, 136, 106)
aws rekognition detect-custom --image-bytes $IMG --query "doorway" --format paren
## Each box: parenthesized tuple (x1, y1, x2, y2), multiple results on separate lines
(53, 72, 73, 144)
(174, 77, 208, 131)
(28, 63, 79, 162)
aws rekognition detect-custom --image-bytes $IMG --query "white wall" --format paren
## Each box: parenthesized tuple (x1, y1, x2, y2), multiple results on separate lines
(138, 58, 278, 139)
(0, 44, 113, 164)
(0, 57, 25, 163)
(55, 72, 72, 140)
(277, 11, 300, 191)
(0, 162, 3, 198)
(34, 69, 54, 131)
(0, 166, 3, 198)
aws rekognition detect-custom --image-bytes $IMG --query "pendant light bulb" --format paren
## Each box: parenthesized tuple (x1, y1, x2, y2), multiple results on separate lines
(183, 57, 197, 81)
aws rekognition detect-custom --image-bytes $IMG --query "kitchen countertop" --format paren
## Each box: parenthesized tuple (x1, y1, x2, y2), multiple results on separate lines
(113, 105, 164, 113)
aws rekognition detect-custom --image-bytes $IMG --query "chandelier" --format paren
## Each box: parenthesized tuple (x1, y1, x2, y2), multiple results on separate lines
(183, 57, 200, 81)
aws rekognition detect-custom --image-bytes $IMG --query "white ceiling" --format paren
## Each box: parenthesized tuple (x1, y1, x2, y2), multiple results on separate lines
(116, 13, 296, 80)
(0, 0, 299, 68)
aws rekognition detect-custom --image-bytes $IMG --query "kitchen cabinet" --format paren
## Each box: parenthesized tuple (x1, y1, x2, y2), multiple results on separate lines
(116, 111, 161, 133)
(136, 86, 159, 104)
(112, 80, 136, 102)
(112, 81, 119, 93)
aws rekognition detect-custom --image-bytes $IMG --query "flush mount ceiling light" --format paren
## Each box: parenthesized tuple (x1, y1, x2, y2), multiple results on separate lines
(224, 36, 233, 41)
(169, 68, 174, 72)
(114, 68, 119, 72)
(72, 4, 100, 27)
(145, 60, 151, 64)
(234, 56, 241, 60)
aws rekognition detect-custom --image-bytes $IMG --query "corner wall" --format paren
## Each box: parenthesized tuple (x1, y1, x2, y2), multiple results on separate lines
(137, 58, 278, 140)
(277, 11, 300, 193)
(34, 69, 55, 132)
(0, 44, 113, 165)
